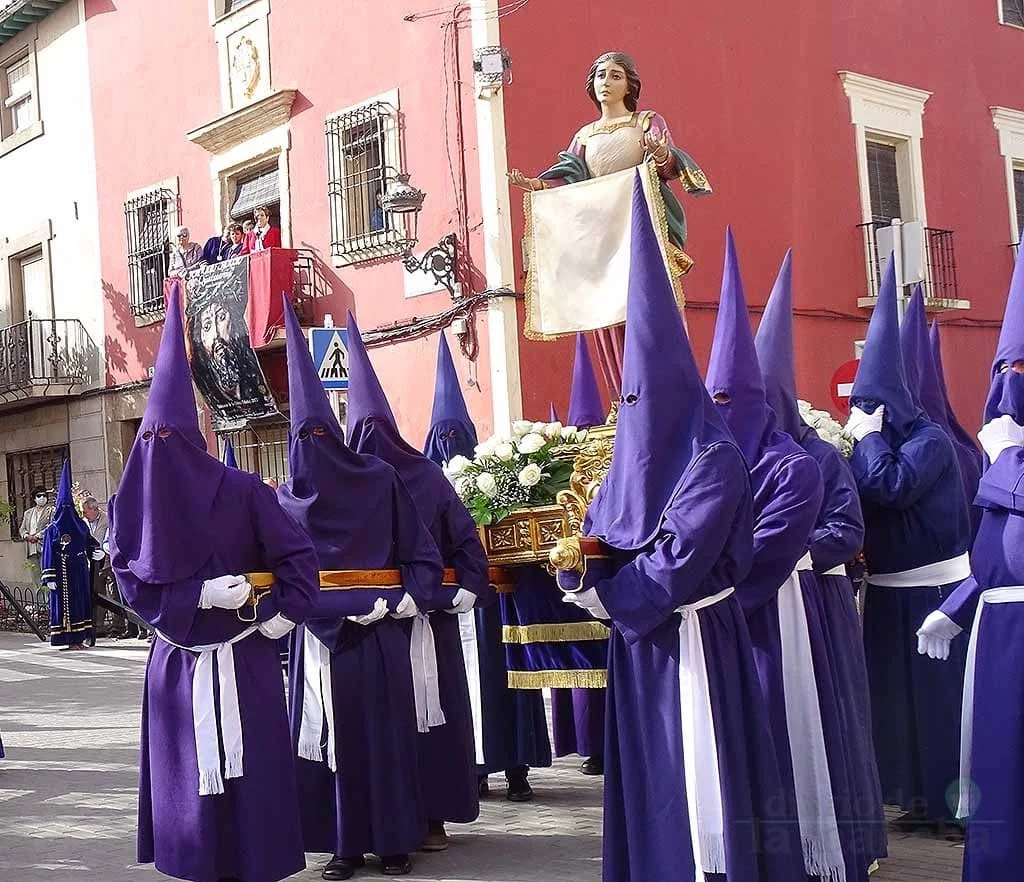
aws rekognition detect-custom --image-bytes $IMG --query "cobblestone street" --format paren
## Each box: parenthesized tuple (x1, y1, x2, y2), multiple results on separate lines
(0, 632, 963, 881)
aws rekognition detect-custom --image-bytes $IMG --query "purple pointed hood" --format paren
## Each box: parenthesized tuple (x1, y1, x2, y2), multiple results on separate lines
(49, 460, 89, 545)
(898, 285, 928, 410)
(754, 249, 805, 441)
(549, 402, 561, 423)
(585, 173, 737, 549)
(222, 438, 238, 469)
(984, 245, 1024, 425)
(705, 228, 776, 466)
(110, 281, 225, 584)
(930, 321, 982, 457)
(568, 334, 605, 429)
(277, 295, 392, 551)
(850, 255, 921, 440)
(423, 331, 478, 466)
(346, 312, 445, 521)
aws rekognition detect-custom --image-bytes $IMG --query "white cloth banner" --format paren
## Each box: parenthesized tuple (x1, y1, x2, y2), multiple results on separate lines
(458, 610, 485, 765)
(157, 625, 258, 796)
(524, 162, 678, 339)
(957, 585, 1024, 818)
(777, 555, 846, 882)
(676, 587, 733, 879)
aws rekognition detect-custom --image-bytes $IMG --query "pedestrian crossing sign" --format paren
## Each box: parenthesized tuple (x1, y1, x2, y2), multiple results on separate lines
(309, 327, 349, 390)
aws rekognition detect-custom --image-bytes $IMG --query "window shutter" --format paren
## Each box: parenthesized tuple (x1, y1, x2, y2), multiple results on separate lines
(866, 142, 901, 225)
(1003, 0, 1024, 27)
(1014, 168, 1024, 241)
(230, 167, 280, 220)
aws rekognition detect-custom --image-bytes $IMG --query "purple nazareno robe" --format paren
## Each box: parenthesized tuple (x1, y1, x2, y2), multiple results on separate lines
(936, 246, 1024, 881)
(111, 283, 319, 882)
(755, 250, 886, 872)
(277, 295, 439, 859)
(423, 331, 551, 776)
(346, 314, 482, 827)
(552, 333, 608, 761)
(582, 178, 804, 881)
(851, 257, 971, 824)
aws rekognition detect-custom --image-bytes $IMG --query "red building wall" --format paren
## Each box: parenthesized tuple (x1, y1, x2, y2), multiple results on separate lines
(499, 0, 1018, 425)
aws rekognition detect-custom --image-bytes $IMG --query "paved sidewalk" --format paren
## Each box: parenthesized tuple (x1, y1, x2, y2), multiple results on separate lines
(0, 633, 963, 881)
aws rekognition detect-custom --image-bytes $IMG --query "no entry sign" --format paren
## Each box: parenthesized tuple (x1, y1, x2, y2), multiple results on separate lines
(831, 359, 860, 416)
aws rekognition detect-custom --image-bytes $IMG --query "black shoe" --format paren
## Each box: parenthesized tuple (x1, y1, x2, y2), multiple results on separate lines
(506, 768, 534, 802)
(580, 755, 604, 776)
(380, 853, 411, 876)
(478, 774, 490, 797)
(323, 854, 364, 880)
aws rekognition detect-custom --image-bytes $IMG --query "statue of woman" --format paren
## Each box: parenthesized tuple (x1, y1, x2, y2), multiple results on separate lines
(509, 51, 711, 252)
(509, 52, 711, 395)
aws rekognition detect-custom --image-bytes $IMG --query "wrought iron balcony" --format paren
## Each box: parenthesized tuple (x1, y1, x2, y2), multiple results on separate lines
(0, 318, 93, 404)
(857, 222, 969, 310)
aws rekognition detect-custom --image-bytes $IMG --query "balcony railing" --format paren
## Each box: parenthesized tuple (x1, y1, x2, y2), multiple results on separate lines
(0, 318, 92, 402)
(857, 222, 964, 308)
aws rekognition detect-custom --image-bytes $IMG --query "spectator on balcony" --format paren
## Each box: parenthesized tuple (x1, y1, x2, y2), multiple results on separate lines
(167, 226, 203, 278)
(224, 223, 246, 259)
(200, 228, 229, 265)
(252, 205, 281, 251)
(242, 219, 257, 254)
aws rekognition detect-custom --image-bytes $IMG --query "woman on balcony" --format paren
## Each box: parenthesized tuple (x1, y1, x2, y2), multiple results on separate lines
(167, 226, 203, 278)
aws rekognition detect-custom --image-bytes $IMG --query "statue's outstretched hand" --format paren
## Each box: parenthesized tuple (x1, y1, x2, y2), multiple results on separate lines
(642, 131, 671, 165)
(508, 169, 539, 191)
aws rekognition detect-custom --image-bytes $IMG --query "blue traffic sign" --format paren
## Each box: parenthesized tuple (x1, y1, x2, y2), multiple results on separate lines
(309, 327, 349, 390)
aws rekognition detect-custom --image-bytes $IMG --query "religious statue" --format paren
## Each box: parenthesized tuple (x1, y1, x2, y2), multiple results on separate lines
(510, 52, 711, 392)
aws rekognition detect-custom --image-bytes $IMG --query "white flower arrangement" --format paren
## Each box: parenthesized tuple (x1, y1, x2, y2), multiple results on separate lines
(798, 400, 854, 458)
(447, 421, 587, 525)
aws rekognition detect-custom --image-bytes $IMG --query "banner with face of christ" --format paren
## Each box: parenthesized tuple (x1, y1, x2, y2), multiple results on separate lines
(182, 256, 279, 430)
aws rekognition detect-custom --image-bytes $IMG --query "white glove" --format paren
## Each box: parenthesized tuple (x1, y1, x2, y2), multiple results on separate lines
(390, 592, 419, 619)
(446, 588, 477, 614)
(347, 597, 390, 626)
(916, 610, 963, 661)
(258, 613, 295, 639)
(44, 581, 56, 593)
(846, 405, 884, 441)
(91, 548, 105, 561)
(198, 574, 251, 610)
(102, 540, 110, 555)
(561, 586, 610, 621)
(978, 415, 1024, 462)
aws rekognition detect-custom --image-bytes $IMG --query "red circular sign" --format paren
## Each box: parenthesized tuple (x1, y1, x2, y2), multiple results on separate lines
(830, 359, 860, 417)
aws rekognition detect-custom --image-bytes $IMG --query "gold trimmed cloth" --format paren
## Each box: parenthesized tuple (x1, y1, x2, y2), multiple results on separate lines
(524, 160, 681, 340)
(507, 668, 608, 689)
(502, 621, 611, 645)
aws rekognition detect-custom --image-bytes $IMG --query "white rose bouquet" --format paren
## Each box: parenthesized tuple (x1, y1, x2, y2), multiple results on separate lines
(446, 421, 588, 525)
(798, 399, 854, 458)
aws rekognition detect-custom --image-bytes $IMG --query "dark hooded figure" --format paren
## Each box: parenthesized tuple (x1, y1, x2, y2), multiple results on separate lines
(846, 255, 971, 827)
(706, 232, 851, 882)
(109, 281, 319, 882)
(901, 286, 981, 537)
(551, 333, 608, 776)
(755, 250, 887, 876)
(42, 461, 99, 649)
(422, 331, 552, 800)
(346, 313, 486, 852)
(277, 296, 443, 879)
(556, 175, 804, 881)
(917, 245, 1024, 881)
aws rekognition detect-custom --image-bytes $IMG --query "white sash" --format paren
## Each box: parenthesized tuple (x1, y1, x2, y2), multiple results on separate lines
(411, 613, 446, 733)
(822, 564, 847, 577)
(777, 560, 846, 882)
(957, 585, 1024, 818)
(676, 587, 732, 879)
(866, 552, 970, 588)
(298, 629, 337, 772)
(457, 610, 485, 765)
(157, 625, 258, 796)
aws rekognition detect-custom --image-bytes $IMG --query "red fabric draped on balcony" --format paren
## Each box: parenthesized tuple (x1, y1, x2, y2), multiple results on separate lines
(246, 248, 298, 346)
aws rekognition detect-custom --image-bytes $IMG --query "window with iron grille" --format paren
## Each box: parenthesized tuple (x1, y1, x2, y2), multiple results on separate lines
(6, 445, 69, 542)
(125, 189, 175, 318)
(219, 421, 291, 485)
(325, 101, 408, 260)
(1002, 0, 1024, 27)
